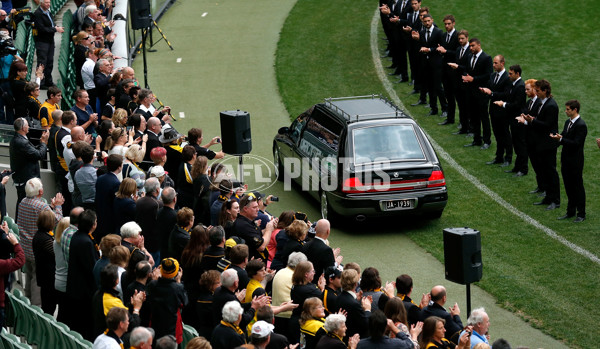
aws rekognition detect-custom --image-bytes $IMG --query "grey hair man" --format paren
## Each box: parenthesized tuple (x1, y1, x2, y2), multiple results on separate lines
(461, 307, 490, 348)
(129, 326, 154, 349)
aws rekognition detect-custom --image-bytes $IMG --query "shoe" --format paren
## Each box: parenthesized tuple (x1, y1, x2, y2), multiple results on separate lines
(441, 111, 448, 117)
(505, 169, 517, 173)
(386, 64, 396, 69)
(438, 120, 454, 125)
(573, 217, 585, 223)
(388, 72, 400, 76)
(399, 78, 409, 82)
(500, 161, 511, 167)
(529, 188, 541, 194)
(452, 131, 468, 135)
(533, 201, 550, 205)
(464, 142, 481, 147)
(537, 191, 547, 197)
(411, 100, 427, 106)
(513, 171, 527, 177)
(480, 144, 490, 150)
(408, 80, 415, 86)
(545, 203, 560, 210)
(466, 133, 474, 137)
(426, 110, 438, 116)
(557, 214, 574, 220)
(486, 159, 503, 165)
(424, 104, 430, 108)
(409, 90, 420, 95)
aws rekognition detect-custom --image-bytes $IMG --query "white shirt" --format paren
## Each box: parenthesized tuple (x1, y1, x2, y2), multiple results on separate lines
(92, 334, 121, 349)
(81, 58, 96, 90)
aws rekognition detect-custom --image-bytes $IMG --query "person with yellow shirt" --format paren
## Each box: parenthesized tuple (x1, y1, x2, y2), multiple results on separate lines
(39, 85, 62, 129)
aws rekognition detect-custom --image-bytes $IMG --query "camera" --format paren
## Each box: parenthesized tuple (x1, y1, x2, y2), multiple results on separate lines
(270, 196, 279, 202)
(0, 39, 17, 56)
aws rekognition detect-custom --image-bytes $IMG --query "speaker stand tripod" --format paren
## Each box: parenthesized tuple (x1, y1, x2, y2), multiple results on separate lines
(149, 20, 174, 51)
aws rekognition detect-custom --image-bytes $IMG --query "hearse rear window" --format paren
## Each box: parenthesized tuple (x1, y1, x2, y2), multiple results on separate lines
(352, 125, 425, 164)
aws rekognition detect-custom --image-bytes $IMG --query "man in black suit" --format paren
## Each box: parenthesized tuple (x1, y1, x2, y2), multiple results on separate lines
(94, 154, 122, 241)
(9, 118, 49, 210)
(143, 117, 163, 170)
(395, 274, 429, 326)
(414, 14, 445, 116)
(384, 0, 412, 79)
(520, 79, 560, 210)
(492, 65, 527, 176)
(448, 30, 472, 134)
(135, 178, 163, 262)
(436, 15, 459, 124)
(422, 285, 463, 344)
(303, 219, 342, 283)
(403, 2, 425, 94)
(33, 0, 64, 88)
(519, 79, 542, 190)
(550, 100, 587, 222)
(462, 38, 492, 148)
(480, 55, 512, 165)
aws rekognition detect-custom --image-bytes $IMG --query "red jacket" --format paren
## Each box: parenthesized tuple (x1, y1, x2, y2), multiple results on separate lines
(0, 244, 25, 307)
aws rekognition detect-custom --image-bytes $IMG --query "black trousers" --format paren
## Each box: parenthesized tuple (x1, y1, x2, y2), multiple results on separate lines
(442, 68, 456, 122)
(561, 161, 585, 217)
(511, 121, 528, 173)
(467, 91, 490, 144)
(536, 148, 560, 204)
(35, 41, 55, 86)
(490, 112, 512, 162)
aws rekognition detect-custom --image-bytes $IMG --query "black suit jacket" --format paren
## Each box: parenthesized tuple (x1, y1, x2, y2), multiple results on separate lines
(465, 51, 492, 89)
(135, 195, 164, 253)
(33, 7, 57, 43)
(303, 238, 335, 283)
(559, 117, 587, 169)
(9, 134, 47, 185)
(441, 30, 459, 64)
(419, 25, 444, 65)
(336, 291, 370, 339)
(501, 79, 526, 117)
(142, 131, 162, 168)
(94, 172, 121, 238)
(422, 302, 463, 342)
(401, 295, 423, 326)
(488, 71, 511, 117)
(530, 97, 559, 151)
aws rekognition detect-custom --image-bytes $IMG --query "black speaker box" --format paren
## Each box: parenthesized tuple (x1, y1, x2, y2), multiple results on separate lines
(443, 227, 482, 284)
(220, 110, 252, 155)
(130, 0, 151, 30)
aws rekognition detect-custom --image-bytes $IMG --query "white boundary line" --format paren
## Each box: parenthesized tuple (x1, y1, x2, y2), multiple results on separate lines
(369, 10, 600, 265)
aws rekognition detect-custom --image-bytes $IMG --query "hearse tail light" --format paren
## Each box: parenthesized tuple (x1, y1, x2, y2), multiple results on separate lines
(427, 170, 446, 188)
(342, 177, 367, 193)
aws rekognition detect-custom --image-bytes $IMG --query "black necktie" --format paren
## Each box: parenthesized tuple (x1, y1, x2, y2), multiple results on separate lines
(426, 30, 430, 42)
(494, 73, 500, 85)
(567, 121, 573, 132)
(538, 101, 545, 114)
(446, 33, 450, 43)
(400, 0, 406, 12)
(459, 47, 465, 59)
(528, 99, 533, 112)
(471, 55, 477, 69)
(413, 12, 417, 23)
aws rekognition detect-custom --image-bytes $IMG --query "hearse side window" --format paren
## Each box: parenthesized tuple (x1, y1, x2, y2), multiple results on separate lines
(289, 108, 313, 144)
(303, 109, 342, 153)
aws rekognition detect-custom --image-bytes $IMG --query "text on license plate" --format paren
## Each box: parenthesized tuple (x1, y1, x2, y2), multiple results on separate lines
(383, 199, 414, 211)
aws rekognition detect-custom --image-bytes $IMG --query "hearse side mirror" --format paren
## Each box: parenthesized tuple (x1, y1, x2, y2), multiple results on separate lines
(278, 127, 289, 135)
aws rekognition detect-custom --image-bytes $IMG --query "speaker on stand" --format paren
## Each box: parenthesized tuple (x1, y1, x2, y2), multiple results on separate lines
(220, 110, 252, 182)
(443, 227, 482, 315)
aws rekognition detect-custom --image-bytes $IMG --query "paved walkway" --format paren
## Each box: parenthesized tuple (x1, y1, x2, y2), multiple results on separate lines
(132, 0, 566, 347)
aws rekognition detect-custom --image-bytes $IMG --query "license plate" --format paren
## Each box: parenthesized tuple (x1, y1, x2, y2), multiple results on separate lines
(383, 199, 414, 211)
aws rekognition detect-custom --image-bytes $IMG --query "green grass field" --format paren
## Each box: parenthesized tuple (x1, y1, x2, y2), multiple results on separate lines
(276, 0, 599, 347)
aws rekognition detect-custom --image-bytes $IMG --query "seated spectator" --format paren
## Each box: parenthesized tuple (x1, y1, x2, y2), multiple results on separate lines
(289, 261, 325, 344)
(218, 199, 239, 239)
(210, 300, 247, 349)
(167, 207, 194, 262)
(177, 145, 196, 209)
(113, 178, 138, 234)
(32, 209, 58, 315)
(460, 308, 490, 348)
(92, 234, 122, 291)
(300, 297, 327, 349)
(187, 127, 225, 160)
(337, 269, 371, 339)
(92, 306, 130, 348)
(383, 297, 421, 347)
(315, 313, 359, 349)
(356, 310, 414, 349)
(195, 270, 221, 339)
(146, 258, 188, 344)
(198, 226, 225, 273)
(0, 224, 25, 327)
(419, 316, 470, 349)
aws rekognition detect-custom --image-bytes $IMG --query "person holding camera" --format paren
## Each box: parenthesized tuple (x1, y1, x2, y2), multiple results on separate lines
(0, 221, 25, 326)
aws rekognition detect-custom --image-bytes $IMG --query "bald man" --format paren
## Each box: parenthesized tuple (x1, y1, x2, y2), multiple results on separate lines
(422, 285, 464, 343)
(143, 117, 163, 169)
(63, 126, 92, 167)
(303, 219, 343, 283)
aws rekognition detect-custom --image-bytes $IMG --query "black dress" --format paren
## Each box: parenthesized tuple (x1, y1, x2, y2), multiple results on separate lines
(192, 173, 211, 225)
(32, 229, 57, 314)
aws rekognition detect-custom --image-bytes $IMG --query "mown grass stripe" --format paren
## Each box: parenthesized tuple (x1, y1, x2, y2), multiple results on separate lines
(369, 9, 600, 265)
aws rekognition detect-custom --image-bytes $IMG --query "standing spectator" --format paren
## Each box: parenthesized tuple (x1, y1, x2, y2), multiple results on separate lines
(48, 110, 64, 186)
(300, 297, 327, 349)
(9, 118, 49, 210)
(71, 89, 99, 135)
(66, 209, 100, 340)
(156, 186, 178, 259)
(32, 0, 64, 88)
(419, 316, 470, 349)
(232, 194, 275, 261)
(160, 128, 184, 187)
(32, 209, 58, 315)
(16, 178, 63, 306)
(53, 217, 71, 322)
(95, 154, 123, 240)
(194, 270, 221, 339)
(176, 145, 196, 209)
(337, 269, 371, 339)
(92, 307, 130, 349)
(210, 301, 247, 349)
(146, 258, 188, 344)
(55, 111, 77, 209)
(395, 274, 429, 326)
(0, 29, 21, 124)
(142, 116, 163, 168)
(272, 220, 307, 272)
(74, 144, 97, 210)
(383, 297, 422, 347)
(422, 285, 463, 343)
(180, 225, 210, 329)
(134, 88, 171, 124)
(24, 82, 42, 127)
(192, 155, 212, 225)
(210, 179, 232, 227)
(72, 31, 92, 88)
(167, 207, 194, 262)
(0, 224, 24, 327)
(187, 127, 225, 160)
(95, 59, 112, 113)
(356, 310, 414, 349)
(315, 314, 359, 349)
(303, 219, 340, 282)
(105, 127, 134, 155)
(112, 178, 138, 234)
(81, 49, 99, 112)
(123, 143, 148, 190)
(322, 266, 342, 316)
(360, 267, 390, 312)
(92, 234, 122, 290)
(289, 261, 325, 344)
(199, 227, 226, 273)
(135, 178, 163, 262)
(218, 199, 239, 239)
(550, 100, 587, 222)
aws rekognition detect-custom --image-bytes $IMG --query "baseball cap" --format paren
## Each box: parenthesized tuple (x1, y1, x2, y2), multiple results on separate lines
(325, 265, 342, 280)
(251, 320, 274, 338)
